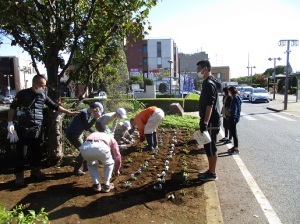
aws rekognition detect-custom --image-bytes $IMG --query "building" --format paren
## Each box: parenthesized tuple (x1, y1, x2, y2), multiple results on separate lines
(125, 36, 179, 92)
(178, 52, 208, 74)
(0, 56, 36, 95)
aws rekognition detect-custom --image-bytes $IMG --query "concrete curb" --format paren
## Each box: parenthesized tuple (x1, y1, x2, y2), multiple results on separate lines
(201, 154, 224, 224)
(204, 181, 224, 223)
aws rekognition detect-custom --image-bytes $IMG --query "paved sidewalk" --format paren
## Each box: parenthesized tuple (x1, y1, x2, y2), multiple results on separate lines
(267, 93, 300, 117)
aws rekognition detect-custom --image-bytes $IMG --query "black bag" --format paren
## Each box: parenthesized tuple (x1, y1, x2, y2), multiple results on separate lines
(22, 126, 41, 139)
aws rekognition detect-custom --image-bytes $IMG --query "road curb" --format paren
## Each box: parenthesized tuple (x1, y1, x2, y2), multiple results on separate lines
(201, 154, 224, 224)
(266, 107, 282, 112)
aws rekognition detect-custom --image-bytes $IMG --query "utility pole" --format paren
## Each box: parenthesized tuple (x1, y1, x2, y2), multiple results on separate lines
(279, 39, 299, 110)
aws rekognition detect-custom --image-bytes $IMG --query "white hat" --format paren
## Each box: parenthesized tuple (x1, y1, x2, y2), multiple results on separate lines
(122, 120, 131, 130)
(117, 108, 127, 118)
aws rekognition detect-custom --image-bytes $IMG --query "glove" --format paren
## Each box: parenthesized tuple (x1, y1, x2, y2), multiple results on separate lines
(7, 130, 19, 143)
(7, 121, 14, 134)
(200, 121, 208, 133)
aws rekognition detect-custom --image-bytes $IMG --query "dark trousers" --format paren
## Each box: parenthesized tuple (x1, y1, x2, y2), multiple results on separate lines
(229, 121, 238, 147)
(66, 133, 86, 170)
(204, 126, 220, 157)
(15, 129, 44, 173)
(223, 118, 232, 139)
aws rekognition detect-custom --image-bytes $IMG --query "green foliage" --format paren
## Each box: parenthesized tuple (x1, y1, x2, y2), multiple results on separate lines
(159, 83, 168, 93)
(184, 94, 199, 112)
(136, 98, 184, 113)
(0, 204, 49, 224)
(185, 93, 199, 100)
(160, 115, 199, 130)
(0, 1, 158, 93)
(129, 75, 144, 89)
(144, 78, 154, 86)
(156, 94, 174, 98)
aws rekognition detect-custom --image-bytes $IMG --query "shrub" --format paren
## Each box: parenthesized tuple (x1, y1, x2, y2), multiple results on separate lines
(159, 83, 168, 93)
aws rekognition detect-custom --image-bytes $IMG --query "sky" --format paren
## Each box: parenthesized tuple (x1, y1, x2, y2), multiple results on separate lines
(0, 0, 300, 78)
(145, 0, 300, 78)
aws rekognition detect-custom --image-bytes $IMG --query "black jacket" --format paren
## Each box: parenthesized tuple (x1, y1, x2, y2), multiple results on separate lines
(199, 76, 222, 127)
(10, 88, 59, 127)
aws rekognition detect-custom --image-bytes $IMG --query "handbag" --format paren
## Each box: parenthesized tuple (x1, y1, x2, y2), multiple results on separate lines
(225, 108, 232, 117)
(22, 126, 41, 139)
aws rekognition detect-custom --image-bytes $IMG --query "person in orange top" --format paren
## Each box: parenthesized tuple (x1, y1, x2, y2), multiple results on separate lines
(130, 106, 165, 150)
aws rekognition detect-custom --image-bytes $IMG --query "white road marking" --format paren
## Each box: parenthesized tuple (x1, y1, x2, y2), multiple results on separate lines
(257, 114, 276, 121)
(233, 156, 282, 224)
(241, 112, 257, 120)
(270, 113, 296, 121)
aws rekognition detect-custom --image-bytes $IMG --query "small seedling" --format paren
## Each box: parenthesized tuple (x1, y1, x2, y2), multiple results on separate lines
(130, 174, 137, 181)
(180, 189, 187, 196)
(123, 181, 132, 189)
(126, 157, 133, 163)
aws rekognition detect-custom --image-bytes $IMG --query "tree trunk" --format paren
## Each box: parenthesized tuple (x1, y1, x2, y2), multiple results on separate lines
(46, 58, 64, 164)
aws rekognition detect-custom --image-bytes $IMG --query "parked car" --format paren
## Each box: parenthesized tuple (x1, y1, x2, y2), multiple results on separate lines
(2, 95, 15, 104)
(249, 88, 270, 103)
(241, 86, 253, 100)
(93, 91, 107, 99)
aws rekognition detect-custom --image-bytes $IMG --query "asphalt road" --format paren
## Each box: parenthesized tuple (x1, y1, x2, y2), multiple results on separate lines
(216, 98, 300, 224)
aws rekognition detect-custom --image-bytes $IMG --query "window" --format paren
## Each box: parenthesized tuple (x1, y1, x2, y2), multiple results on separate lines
(142, 44, 147, 53)
(157, 42, 161, 53)
(143, 58, 148, 66)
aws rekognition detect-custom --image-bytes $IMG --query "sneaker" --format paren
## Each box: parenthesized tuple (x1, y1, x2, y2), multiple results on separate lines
(92, 183, 101, 192)
(219, 138, 227, 142)
(74, 169, 86, 176)
(197, 170, 209, 177)
(228, 148, 239, 155)
(199, 172, 218, 181)
(225, 140, 232, 144)
(101, 183, 114, 193)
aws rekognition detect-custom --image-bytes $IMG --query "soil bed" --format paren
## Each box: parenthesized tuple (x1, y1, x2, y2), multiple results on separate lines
(0, 129, 208, 223)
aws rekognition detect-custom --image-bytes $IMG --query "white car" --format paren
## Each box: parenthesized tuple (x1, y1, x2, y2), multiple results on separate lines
(241, 86, 253, 100)
(2, 95, 15, 104)
(93, 91, 107, 99)
(249, 88, 270, 103)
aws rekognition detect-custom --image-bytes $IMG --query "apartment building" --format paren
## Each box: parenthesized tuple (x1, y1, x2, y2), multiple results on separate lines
(0, 56, 35, 95)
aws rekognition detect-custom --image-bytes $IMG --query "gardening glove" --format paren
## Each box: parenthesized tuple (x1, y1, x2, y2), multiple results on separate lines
(200, 121, 208, 133)
(7, 121, 15, 134)
(7, 130, 19, 143)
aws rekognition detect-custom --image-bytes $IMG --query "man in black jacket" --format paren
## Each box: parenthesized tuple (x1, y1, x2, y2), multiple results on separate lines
(7, 74, 78, 187)
(197, 60, 221, 181)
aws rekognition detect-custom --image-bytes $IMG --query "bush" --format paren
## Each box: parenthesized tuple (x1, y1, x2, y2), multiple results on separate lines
(159, 83, 167, 93)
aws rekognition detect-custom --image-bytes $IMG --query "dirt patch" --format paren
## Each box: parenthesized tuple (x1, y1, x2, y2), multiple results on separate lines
(0, 129, 208, 223)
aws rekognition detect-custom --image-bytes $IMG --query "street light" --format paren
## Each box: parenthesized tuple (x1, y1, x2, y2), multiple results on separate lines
(247, 66, 256, 86)
(168, 60, 173, 94)
(268, 57, 281, 100)
(4, 74, 13, 95)
(279, 39, 299, 110)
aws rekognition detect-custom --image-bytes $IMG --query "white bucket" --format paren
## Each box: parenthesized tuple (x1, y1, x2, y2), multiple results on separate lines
(193, 131, 211, 145)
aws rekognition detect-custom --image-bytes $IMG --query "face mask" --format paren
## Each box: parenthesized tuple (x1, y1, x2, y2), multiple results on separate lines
(35, 87, 45, 94)
(197, 68, 205, 78)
